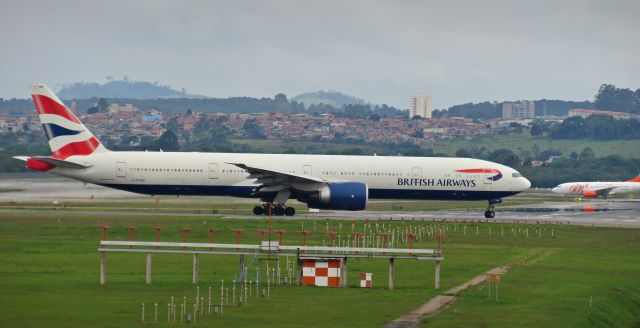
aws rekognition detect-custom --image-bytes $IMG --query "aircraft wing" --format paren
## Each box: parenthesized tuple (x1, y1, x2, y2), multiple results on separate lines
(227, 162, 326, 195)
(592, 187, 616, 195)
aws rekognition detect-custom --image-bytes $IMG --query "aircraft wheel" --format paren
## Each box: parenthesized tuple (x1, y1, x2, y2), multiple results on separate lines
(273, 206, 285, 216)
(484, 210, 495, 219)
(253, 206, 264, 215)
(284, 207, 296, 216)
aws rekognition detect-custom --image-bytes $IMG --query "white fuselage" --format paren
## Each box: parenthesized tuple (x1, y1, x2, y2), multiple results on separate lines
(552, 181, 640, 196)
(49, 151, 530, 201)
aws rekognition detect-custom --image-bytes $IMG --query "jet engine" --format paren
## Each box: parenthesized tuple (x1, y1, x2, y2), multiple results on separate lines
(306, 182, 368, 210)
(582, 190, 598, 198)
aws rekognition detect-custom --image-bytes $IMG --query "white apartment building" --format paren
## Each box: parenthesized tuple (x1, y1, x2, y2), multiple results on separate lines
(502, 100, 535, 119)
(410, 93, 432, 118)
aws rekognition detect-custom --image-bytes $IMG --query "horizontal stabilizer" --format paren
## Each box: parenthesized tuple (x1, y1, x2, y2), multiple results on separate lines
(31, 156, 92, 169)
(13, 156, 91, 169)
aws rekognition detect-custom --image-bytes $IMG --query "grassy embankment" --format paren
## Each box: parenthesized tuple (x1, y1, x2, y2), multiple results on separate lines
(0, 211, 638, 327)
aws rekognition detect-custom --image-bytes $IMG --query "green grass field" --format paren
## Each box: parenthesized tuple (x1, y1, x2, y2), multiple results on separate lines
(425, 228, 640, 327)
(1, 210, 639, 327)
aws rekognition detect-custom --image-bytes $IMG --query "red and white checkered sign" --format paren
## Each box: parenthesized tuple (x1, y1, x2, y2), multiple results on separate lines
(360, 272, 372, 288)
(302, 260, 341, 287)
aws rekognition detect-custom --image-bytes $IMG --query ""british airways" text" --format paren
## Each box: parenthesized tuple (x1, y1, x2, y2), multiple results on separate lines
(397, 178, 477, 187)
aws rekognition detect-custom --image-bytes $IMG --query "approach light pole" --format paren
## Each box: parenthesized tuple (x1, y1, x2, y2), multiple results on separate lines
(433, 234, 448, 257)
(96, 225, 112, 241)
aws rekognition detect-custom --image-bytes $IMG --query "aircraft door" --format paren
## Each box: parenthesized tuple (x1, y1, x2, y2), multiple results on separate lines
(208, 163, 219, 180)
(483, 169, 493, 184)
(483, 169, 493, 190)
(302, 165, 312, 176)
(412, 167, 422, 179)
(116, 162, 127, 178)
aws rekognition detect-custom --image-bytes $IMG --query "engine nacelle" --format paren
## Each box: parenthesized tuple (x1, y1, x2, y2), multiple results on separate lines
(582, 190, 598, 198)
(307, 182, 368, 211)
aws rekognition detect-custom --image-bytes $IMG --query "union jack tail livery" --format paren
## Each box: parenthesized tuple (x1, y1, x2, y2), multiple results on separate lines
(30, 84, 108, 159)
(14, 84, 108, 171)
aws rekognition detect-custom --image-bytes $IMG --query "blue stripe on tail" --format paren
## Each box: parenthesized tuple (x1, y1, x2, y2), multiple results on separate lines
(41, 123, 82, 140)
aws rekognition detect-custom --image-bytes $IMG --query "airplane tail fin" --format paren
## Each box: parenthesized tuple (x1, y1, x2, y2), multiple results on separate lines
(627, 175, 640, 183)
(30, 84, 108, 159)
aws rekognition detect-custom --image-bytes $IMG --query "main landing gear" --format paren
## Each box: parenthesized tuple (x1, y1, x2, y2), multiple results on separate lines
(484, 198, 502, 219)
(484, 208, 495, 219)
(253, 203, 296, 216)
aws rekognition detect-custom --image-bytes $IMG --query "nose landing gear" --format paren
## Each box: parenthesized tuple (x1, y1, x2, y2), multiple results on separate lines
(484, 198, 501, 218)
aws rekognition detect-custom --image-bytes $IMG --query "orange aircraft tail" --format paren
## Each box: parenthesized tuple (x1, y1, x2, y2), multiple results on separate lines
(627, 175, 640, 182)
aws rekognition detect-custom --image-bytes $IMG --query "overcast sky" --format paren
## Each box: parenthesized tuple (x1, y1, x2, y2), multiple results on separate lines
(1, 0, 638, 109)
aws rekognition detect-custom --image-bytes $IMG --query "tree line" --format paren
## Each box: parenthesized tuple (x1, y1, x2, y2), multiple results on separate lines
(453, 146, 639, 187)
(594, 84, 640, 113)
(529, 115, 640, 140)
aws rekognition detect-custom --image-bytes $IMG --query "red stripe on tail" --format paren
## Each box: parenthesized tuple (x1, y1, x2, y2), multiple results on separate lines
(32, 94, 80, 123)
(52, 136, 100, 159)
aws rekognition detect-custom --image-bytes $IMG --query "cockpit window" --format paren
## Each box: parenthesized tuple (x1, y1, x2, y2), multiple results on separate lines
(512, 172, 522, 178)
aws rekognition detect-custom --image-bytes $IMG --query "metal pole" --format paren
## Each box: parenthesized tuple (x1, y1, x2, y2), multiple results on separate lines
(208, 286, 212, 314)
(434, 260, 441, 289)
(388, 258, 395, 290)
(220, 280, 224, 313)
(193, 253, 199, 284)
(342, 257, 348, 287)
(296, 249, 302, 286)
(239, 255, 245, 283)
(146, 252, 152, 284)
(100, 251, 106, 285)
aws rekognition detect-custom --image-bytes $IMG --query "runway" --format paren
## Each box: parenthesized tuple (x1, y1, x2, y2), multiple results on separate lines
(293, 201, 640, 228)
(2, 202, 639, 228)
(1, 179, 639, 228)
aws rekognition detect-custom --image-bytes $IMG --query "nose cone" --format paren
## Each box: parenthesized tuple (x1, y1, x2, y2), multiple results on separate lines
(551, 186, 560, 193)
(521, 177, 531, 190)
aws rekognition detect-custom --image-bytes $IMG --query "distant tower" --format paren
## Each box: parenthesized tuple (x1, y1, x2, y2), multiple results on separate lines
(410, 93, 432, 118)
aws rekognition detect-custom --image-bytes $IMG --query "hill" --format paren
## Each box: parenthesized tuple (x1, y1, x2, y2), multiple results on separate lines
(292, 90, 366, 107)
(56, 80, 204, 100)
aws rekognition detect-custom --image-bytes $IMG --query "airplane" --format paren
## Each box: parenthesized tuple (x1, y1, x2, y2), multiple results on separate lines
(551, 175, 640, 200)
(15, 84, 531, 218)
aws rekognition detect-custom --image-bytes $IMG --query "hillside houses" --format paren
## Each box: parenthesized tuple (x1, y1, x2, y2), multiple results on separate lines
(1, 103, 497, 147)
